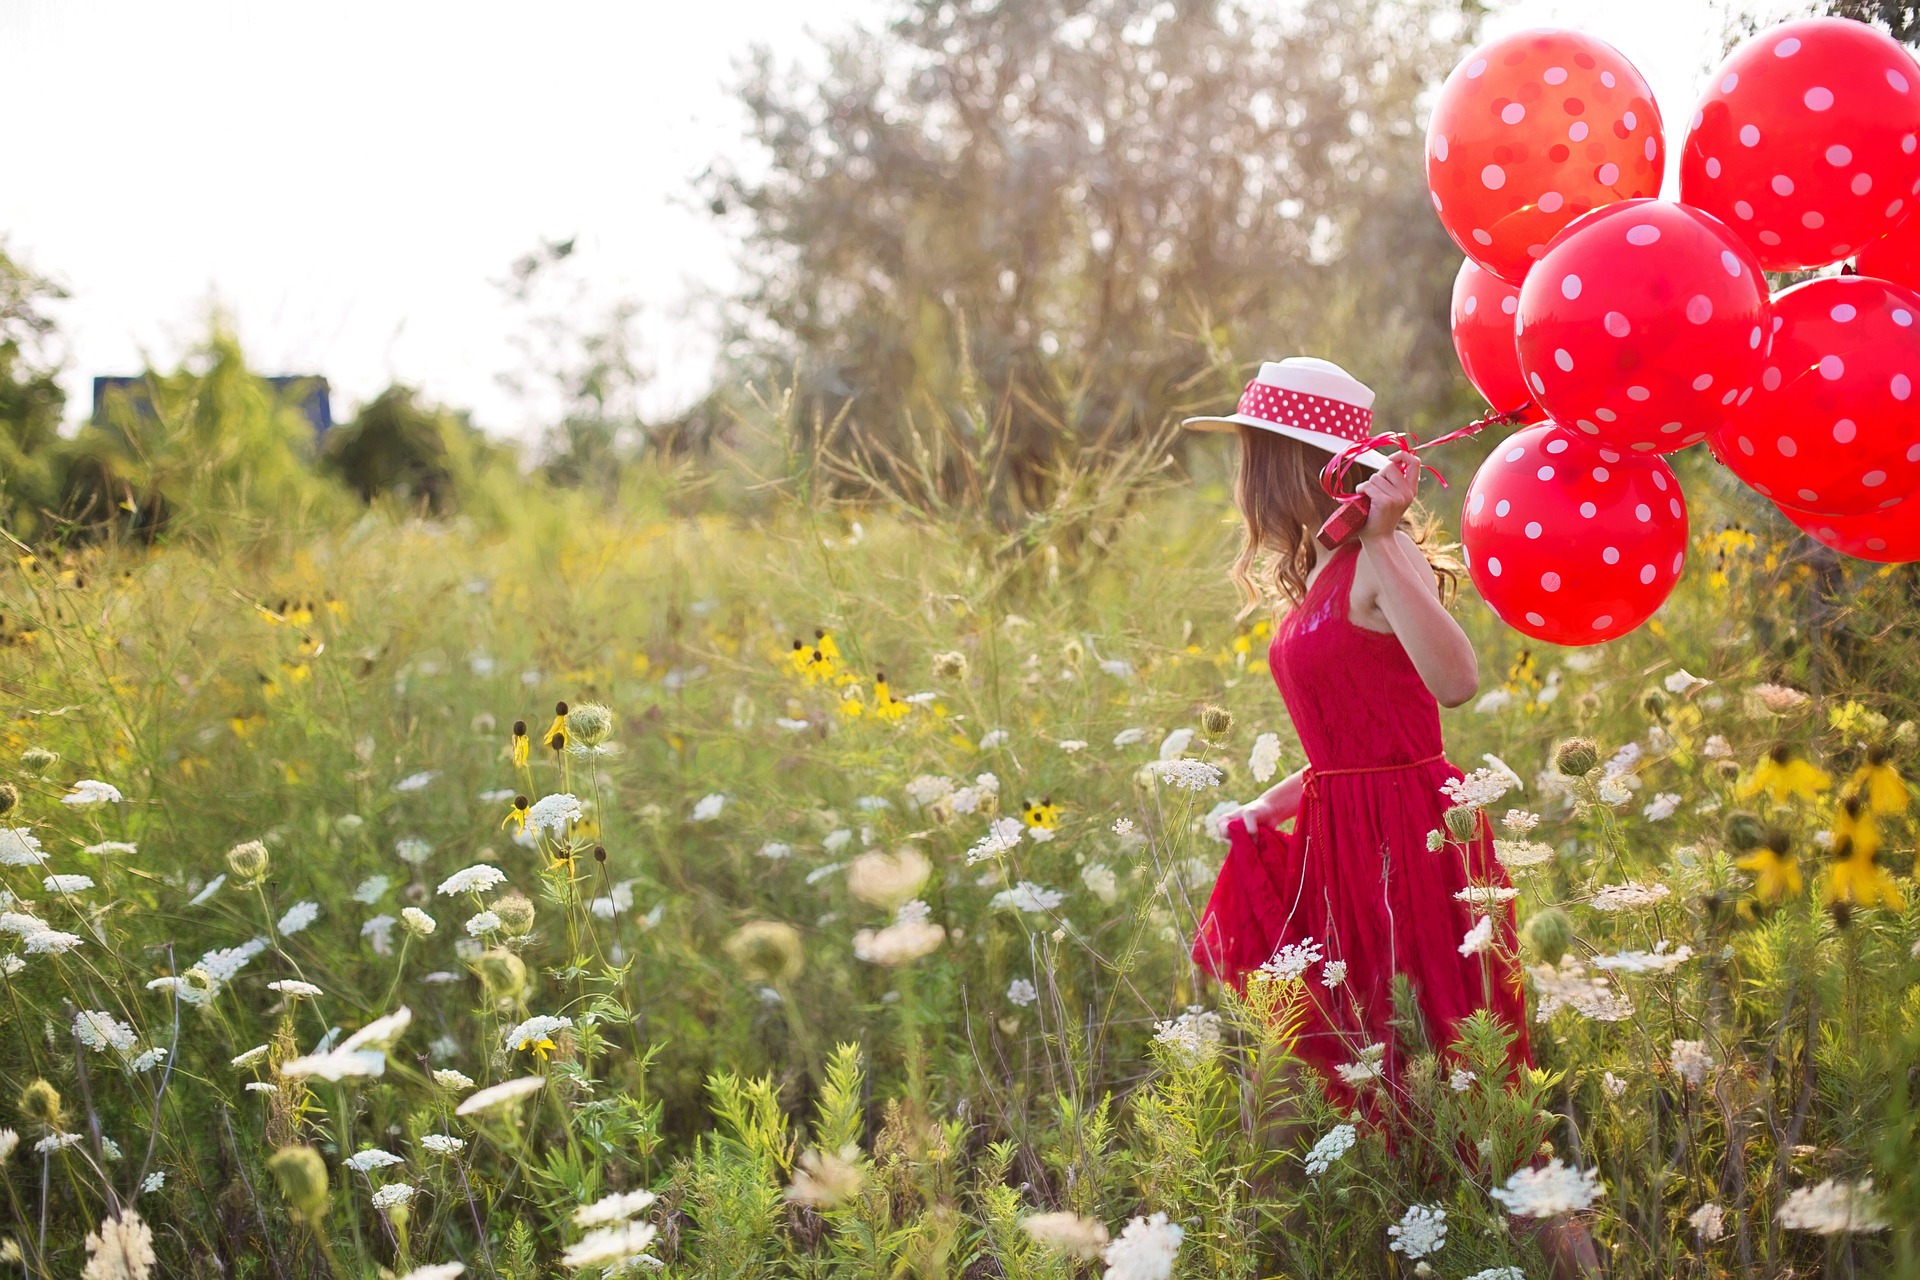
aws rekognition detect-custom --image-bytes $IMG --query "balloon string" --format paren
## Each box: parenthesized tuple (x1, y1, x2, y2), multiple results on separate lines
(1314, 406, 1528, 549)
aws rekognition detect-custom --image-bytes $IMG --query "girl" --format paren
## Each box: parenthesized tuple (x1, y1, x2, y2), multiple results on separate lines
(1182, 356, 1529, 1097)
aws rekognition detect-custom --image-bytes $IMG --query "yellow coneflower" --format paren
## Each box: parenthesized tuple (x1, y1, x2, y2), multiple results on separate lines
(1022, 798, 1061, 830)
(872, 671, 910, 721)
(815, 629, 841, 661)
(1735, 830, 1802, 904)
(1825, 795, 1903, 913)
(1848, 745, 1908, 817)
(511, 720, 529, 769)
(501, 795, 530, 834)
(543, 702, 569, 747)
(1740, 744, 1831, 806)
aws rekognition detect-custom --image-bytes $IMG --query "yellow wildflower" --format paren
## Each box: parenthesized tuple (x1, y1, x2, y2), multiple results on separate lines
(872, 671, 910, 722)
(1736, 831, 1802, 904)
(502, 795, 530, 835)
(1848, 746, 1908, 817)
(511, 720, 529, 769)
(1022, 798, 1060, 830)
(1825, 795, 1903, 913)
(1829, 701, 1890, 741)
(1741, 744, 1831, 806)
(543, 702, 569, 750)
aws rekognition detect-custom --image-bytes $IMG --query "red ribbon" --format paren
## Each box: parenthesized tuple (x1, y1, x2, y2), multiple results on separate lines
(1314, 406, 1531, 550)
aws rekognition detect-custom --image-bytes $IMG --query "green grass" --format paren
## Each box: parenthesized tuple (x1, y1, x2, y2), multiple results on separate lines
(2, 470, 1919, 1279)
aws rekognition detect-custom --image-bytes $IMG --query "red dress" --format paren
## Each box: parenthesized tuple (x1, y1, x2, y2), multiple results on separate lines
(1191, 541, 1530, 1096)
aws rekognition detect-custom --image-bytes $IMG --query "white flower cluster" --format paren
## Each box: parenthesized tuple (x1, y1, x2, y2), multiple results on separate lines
(990, 882, 1064, 914)
(1779, 1178, 1886, 1234)
(1669, 1038, 1715, 1088)
(0, 828, 47, 867)
(1249, 733, 1282, 783)
(436, 864, 508, 897)
(1490, 1159, 1604, 1217)
(1101, 1210, 1182, 1280)
(73, 1010, 137, 1054)
(1493, 838, 1556, 870)
(345, 1148, 404, 1173)
(1007, 978, 1039, 1007)
(1642, 792, 1682, 821)
(1588, 881, 1672, 912)
(525, 793, 583, 836)
(967, 817, 1026, 865)
(1147, 759, 1222, 791)
(1457, 916, 1493, 956)
(1454, 885, 1519, 911)
(1592, 941, 1695, 974)
(950, 772, 1001, 815)
(1528, 957, 1634, 1023)
(1302, 1123, 1356, 1176)
(1151, 1007, 1222, 1066)
(1690, 1202, 1727, 1242)
(502, 1014, 572, 1053)
(904, 774, 954, 808)
(1440, 767, 1514, 810)
(277, 900, 320, 935)
(1258, 938, 1323, 984)
(1335, 1042, 1387, 1086)
(1386, 1203, 1447, 1259)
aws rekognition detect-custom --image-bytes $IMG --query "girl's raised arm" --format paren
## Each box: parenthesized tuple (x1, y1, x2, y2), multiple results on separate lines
(1353, 457, 1480, 707)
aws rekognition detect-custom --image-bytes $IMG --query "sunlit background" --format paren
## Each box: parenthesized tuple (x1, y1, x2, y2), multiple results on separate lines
(3, 0, 1777, 436)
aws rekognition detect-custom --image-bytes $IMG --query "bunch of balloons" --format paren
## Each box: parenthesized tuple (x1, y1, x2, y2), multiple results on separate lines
(1428, 18, 1920, 645)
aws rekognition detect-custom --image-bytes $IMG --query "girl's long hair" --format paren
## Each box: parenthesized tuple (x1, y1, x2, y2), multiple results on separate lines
(1229, 425, 1461, 613)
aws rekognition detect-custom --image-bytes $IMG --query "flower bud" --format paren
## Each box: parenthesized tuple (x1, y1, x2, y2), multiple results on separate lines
(1520, 907, 1574, 965)
(490, 892, 536, 938)
(400, 907, 437, 938)
(1443, 805, 1480, 842)
(267, 1145, 330, 1223)
(1553, 737, 1600, 778)
(226, 839, 269, 883)
(19, 747, 55, 773)
(1201, 704, 1234, 737)
(1724, 810, 1767, 852)
(565, 703, 614, 747)
(932, 651, 969, 680)
(724, 920, 806, 983)
(471, 948, 528, 1002)
(0, 783, 15, 816)
(17, 1080, 64, 1134)
(1639, 688, 1668, 720)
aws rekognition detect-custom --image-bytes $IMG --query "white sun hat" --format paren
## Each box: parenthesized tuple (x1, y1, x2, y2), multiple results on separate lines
(1183, 356, 1390, 469)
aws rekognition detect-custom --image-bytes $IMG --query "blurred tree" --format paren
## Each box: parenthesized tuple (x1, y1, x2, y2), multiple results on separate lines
(710, 0, 1481, 512)
(321, 385, 493, 514)
(1826, 0, 1920, 42)
(0, 243, 70, 539)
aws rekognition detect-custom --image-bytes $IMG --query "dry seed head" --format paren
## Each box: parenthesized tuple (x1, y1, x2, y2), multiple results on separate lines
(226, 839, 270, 883)
(267, 1145, 330, 1222)
(1443, 805, 1480, 842)
(1201, 704, 1234, 737)
(0, 783, 15, 816)
(19, 748, 55, 773)
(1554, 738, 1600, 778)
(932, 651, 969, 680)
(566, 703, 614, 747)
(17, 1080, 64, 1134)
(472, 949, 528, 1002)
(724, 920, 806, 983)
(490, 892, 536, 937)
(1520, 907, 1573, 965)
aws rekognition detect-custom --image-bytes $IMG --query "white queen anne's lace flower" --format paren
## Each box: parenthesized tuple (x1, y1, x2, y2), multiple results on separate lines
(1101, 1210, 1183, 1280)
(436, 865, 507, 897)
(420, 1134, 465, 1155)
(1152, 1007, 1223, 1066)
(1440, 768, 1513, 810)
(1593, 942, 1695, 974)
(1147, 759, 1221, 791)
(691, 793, 728, 821)
(1491, 1159, 1604, 1217)
(1589, 881, 1671, 912)
(1303, 1123, 1356, 1176)
(990, 882, 1064, 913)
(573, 1189, 659, 1227)
(1259, 938, 1323, 984)
(276, 901, 320, 935)
(502, 1014, 571, 1054)
(0, 829, 47, 866)
(454, 1076, 544, 1115)
(1007, 978, 1038, 1007)
(1457, 915, 1493, 956)
(372, 1183, 416, 1210)
(344, 1148, 404, 1173)
(73, 1010, 137, 1054)
(1690, 1201, 1727, 1242)
(524, 794, 583, 837)
(1387, 1203, 1447, 1259)
(1021, 1212, 1109, 1258)
(62, 780, 122, 807)
(1779, 1178, 1886, 1234)
(1529, 957, 1634, 1022)
(1670, 1039, 1714, 1087)
(559, 1222, 659, 1268)
(967, 817, 1026, 865)
(44, 874, 95, 895)
(1249, 733, 1282, 783)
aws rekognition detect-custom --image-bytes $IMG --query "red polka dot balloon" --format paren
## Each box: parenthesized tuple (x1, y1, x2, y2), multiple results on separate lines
(1779, 501, 1920, 563)
(1427, 28, 1665, 285)
(1710, 275, 1920, 516)
(1514, 199, 1771, 453)
(1680, 17, 1920, 272)
(1856, 210, 1920, 289)
(1450, 259, 1546, 422)
(1461, 424, 1688, 645)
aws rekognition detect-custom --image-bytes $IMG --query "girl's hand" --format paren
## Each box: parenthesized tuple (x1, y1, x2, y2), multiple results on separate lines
(1238, 772, 1304, 834)
(1356, 453, 1419, 542)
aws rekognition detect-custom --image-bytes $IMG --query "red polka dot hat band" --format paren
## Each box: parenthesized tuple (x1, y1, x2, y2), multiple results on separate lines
(1182, 356, 1391, 469)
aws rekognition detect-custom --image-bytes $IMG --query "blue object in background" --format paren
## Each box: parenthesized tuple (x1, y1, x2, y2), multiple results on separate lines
(92, 375, 333, 435)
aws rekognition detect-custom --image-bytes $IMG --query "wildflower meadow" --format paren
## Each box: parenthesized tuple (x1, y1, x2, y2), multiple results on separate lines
(3, 411, 1920, 1279)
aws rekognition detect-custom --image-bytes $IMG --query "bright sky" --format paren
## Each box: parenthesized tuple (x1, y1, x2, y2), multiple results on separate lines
(1, 0, 1787, 437)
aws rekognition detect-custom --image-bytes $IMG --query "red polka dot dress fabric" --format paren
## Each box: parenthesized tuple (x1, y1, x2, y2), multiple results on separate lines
(1190, 544, 1531, 1102)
